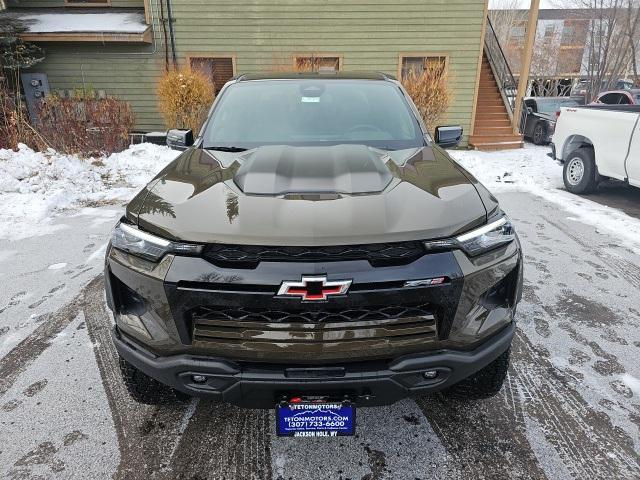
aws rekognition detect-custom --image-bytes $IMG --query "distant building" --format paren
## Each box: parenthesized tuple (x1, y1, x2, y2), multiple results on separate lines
(492, 8, 636, 95)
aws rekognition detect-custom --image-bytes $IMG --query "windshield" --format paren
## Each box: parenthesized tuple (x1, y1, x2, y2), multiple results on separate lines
(202, 79, 425, 151)
(536, 98, 580, 114)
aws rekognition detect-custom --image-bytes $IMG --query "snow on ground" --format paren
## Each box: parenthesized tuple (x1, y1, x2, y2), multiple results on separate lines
(450, 144, 640, 254)
(0, 143, 179, 240)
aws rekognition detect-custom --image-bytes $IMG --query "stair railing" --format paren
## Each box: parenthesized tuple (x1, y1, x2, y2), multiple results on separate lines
(484, 17, 519, 124)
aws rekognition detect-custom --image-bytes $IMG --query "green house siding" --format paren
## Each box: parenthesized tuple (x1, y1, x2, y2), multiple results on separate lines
(7, 1, 144, 7)
(21, 0, 486, 143)
(32, 43, 165, 131)
(171, 0, 486, 144)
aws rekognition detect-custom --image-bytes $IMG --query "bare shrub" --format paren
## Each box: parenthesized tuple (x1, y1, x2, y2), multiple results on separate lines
(157, 67, 214, 133)
(0, 79, 47, 151)
(37, 94, 135, 155)
(0, 83, 21, 150)
(401, 62, 454, 133)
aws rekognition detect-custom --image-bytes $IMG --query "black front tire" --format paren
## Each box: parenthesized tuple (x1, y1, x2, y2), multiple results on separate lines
(563, 147, 597, 194)
(118, 357, 189, 405)
(441, 349, 510, 400)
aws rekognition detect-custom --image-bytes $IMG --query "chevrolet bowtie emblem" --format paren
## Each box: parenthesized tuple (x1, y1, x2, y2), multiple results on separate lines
(277, 276, 352, 301)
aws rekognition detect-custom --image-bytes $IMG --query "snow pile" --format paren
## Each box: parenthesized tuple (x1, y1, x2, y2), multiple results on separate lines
(450, 144, 563, 193)
(0, 143, 179, 240)
(450, 145, 640, 254)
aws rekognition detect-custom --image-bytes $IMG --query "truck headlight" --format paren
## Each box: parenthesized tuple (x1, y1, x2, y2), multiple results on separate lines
(424, 216, 515, 257)
(111, 223, 202, 261)
(455, 216, 515, 256)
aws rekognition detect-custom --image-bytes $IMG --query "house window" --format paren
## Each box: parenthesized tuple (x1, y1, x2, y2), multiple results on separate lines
(399, 55, 447, 80)
(511, 24, 526, 41)
(65, 0, 111, 5)
(544, 24, 555, 38)
(294, 55, 341, 72)
(189, 56, 235, 94)
(561, 26, 576, 45)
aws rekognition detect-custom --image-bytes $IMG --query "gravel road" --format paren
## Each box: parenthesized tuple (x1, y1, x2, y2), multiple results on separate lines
(0, 191, 639, 480)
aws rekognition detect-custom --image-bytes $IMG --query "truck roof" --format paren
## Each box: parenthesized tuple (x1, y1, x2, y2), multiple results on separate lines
(235, 71, 396, 82)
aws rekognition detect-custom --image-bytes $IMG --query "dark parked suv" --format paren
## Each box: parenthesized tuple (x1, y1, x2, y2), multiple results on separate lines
(106, 72, 522, 436)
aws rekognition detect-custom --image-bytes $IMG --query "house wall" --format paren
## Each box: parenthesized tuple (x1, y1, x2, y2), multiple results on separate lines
(170, 0, 486, 144)
(7, 1, 144, 7)
(24, 0, 163, 131)
(31, 43, 166, 131)
(22, 0, 487, 143)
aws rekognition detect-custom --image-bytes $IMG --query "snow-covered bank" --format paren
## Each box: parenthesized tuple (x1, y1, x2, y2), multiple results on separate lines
(450, 145, 640, 254)
(0, 143, 179, 239)
(450, 144, 563, 193)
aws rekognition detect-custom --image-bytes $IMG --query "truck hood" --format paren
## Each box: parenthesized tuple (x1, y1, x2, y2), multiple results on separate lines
(127, 145, 495, 245)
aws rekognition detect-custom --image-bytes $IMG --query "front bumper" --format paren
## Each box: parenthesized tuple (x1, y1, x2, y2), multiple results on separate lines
(105, 235, 522, 406)
(113, 321, 515, 408)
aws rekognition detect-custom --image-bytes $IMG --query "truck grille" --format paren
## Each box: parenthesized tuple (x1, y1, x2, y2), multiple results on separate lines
(190, 304, 437, 361)
(201, 242, 425, 268)
(192, 304, 432, 324)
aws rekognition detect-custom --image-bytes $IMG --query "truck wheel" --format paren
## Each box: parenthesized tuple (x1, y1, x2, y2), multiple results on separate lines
(532, 122, 547, 145)
(441, 349, 510, 400)
(563, 147, 597, 194)
(118, 357, 189, 405)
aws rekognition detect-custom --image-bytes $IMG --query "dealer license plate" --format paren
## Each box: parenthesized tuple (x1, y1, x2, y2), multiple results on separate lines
(276, 402, 356, 437)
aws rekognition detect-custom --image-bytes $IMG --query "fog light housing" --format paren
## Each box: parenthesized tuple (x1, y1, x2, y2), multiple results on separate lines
(192, 375, 207, 384)
(423, 370, 438, 379)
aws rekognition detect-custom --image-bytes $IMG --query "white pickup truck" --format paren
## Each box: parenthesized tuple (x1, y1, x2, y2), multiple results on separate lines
(551, 106, 640, 194)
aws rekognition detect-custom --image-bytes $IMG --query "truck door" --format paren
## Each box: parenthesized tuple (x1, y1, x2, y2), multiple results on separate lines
(626, 119, 640, 187)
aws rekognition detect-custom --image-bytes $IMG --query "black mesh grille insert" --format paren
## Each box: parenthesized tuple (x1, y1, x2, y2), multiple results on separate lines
(191, 304, 433, 324)
(201, 242, 425, 268)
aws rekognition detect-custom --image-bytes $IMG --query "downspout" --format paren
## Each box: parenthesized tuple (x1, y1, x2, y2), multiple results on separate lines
(166, 0, 178, 69)
(159, 0, 170, 71)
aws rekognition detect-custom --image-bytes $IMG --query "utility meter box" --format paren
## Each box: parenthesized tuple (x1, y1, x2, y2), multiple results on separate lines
(20, 73, 50, 124)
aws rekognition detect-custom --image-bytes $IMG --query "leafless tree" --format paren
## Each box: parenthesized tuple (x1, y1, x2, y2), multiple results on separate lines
(490, 0, 529, 50)
(554, 0, 640, 100)
(528, 22, 567, 95)
(622, 0, 640, 82)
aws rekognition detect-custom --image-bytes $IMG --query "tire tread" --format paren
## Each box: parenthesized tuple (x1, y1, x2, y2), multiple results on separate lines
(118, 357, 188, 405)
(441, 349, 510, 400)
(563, 147, 597, 194)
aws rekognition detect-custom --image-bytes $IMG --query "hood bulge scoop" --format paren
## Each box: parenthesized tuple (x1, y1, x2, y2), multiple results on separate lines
(233, 144, 393, 195)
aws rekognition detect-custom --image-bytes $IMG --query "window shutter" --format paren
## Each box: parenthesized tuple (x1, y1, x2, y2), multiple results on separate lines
(295, 56, 341, 72)
(65, 0, 110, 4)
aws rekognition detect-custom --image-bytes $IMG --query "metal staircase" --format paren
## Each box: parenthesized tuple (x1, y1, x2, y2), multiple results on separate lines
(470, 18, 524, 151)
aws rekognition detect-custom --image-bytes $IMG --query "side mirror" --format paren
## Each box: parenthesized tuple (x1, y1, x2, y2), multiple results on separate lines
(166, 129, 194, 151)
(526, 107, 533, 115)
(435, 125, 463, 149)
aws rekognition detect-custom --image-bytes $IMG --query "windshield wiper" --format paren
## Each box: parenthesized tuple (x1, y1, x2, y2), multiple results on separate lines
(203, 146, 248, 152)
